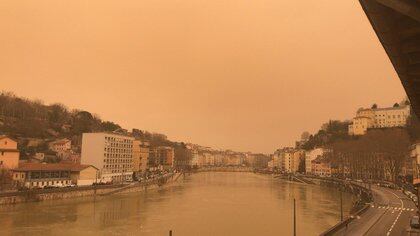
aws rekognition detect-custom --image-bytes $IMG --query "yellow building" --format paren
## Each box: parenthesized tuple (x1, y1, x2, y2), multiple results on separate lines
(0, 135, 19, 169)
(132, 140, 149, 177)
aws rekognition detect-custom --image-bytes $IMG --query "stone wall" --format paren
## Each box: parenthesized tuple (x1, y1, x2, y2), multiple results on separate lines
(0, 173, 182, 205)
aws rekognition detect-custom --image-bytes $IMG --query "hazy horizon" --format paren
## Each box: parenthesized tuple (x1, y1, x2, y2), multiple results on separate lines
(0, 0, 406, 153)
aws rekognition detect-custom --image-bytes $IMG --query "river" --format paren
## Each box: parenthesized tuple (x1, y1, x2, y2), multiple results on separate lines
(0, 172, 354, 236)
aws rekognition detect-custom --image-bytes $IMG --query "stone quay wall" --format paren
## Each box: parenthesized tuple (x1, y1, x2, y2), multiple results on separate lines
(0, 173, 182, 205)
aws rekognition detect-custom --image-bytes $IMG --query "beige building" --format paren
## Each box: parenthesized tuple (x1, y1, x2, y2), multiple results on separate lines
(132, 140, 149, 177)
(81, 133, 134, 183)
(349, 104, 410, 135)
(0, 135, 19, 169)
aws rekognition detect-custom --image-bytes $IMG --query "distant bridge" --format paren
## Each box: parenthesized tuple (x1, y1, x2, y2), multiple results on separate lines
(196, 166, 254, 172)
(359, 0, 420, 117)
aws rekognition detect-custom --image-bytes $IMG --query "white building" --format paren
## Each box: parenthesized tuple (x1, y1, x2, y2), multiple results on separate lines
(305, 148, 324, 174)
(81, 133, 134, 183)
(348, 104, 410, 135)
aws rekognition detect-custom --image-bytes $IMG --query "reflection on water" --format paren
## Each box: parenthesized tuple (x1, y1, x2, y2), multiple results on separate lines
(0, 172, 354, 236)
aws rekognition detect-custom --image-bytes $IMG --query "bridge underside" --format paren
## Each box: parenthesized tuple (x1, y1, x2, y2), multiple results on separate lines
(359, 0, 420, 118)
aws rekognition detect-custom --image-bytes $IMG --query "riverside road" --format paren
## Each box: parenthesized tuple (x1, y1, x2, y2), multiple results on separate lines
(336, 184, 417, 236)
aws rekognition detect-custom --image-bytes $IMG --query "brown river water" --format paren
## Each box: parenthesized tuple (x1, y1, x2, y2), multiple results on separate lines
(0, 172, 354, 236)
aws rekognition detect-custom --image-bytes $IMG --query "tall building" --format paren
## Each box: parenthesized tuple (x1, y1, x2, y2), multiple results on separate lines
(0, 135, 19, 169)
(348, 104, 410, 135)
(81, 133, 134, 183)
(132, 140, 149, 178)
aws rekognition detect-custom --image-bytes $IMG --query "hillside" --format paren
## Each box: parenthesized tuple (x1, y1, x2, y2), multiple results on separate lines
(0, 91, 186, 159)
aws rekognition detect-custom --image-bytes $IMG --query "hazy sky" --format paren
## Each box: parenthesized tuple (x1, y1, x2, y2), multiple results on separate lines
(0, 0, 406, 153)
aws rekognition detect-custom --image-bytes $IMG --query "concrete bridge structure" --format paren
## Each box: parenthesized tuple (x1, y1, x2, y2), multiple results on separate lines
(359, 0, 420, 117)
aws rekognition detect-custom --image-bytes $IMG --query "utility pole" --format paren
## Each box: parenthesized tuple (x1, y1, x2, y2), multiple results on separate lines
(293, 198, 296, 236)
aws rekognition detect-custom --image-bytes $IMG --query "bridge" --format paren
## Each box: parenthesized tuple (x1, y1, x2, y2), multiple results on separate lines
(196, 166, 254, 172)
(359, 0, 420, 117)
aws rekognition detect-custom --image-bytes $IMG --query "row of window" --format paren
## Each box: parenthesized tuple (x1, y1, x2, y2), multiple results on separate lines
(105, 142, 133, 148)
(104, 158, 132, 163)
(104, 148, 132, 153)
(103, 153, 132, 158)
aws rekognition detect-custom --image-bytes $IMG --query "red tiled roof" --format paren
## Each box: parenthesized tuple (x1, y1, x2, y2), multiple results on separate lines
(13, 163, 97, 172)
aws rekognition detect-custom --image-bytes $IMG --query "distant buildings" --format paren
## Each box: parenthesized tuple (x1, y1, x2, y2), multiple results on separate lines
(0, 135, 19, 169)
(81, 133, 134, 183)
(348, 104, 410, 135)
(12, 163, 98, 188)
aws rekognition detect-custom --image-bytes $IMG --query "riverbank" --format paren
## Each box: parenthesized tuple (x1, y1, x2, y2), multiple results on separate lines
(0, 172, 183, 205)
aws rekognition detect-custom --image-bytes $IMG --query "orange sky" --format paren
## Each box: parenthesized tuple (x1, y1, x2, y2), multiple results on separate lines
(0, 0, 406, 153)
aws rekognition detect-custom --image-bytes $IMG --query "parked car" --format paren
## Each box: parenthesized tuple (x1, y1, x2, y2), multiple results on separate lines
(410, 216, 420, 229)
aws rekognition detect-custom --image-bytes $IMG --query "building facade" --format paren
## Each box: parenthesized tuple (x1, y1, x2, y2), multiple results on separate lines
(81, 133, 134, 183)
(0, 135, 19, 169)
(311, 158, 332, 177)
(348, 105, 410, 135)
(132, 140, 149, 178)
(305, 148, 324, 174)
(149, 146, 174, 169)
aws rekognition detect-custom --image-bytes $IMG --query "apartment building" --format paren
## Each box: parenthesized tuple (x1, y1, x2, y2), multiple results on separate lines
(311, 157, 332, 177)
(305, 148, 324, 174)
(132, 140, 149, 178)
(81, 133, 134, 183)
(348, 104, 410, 135)
(0, 135, 19, 169)
(149, 146, 174, 169)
